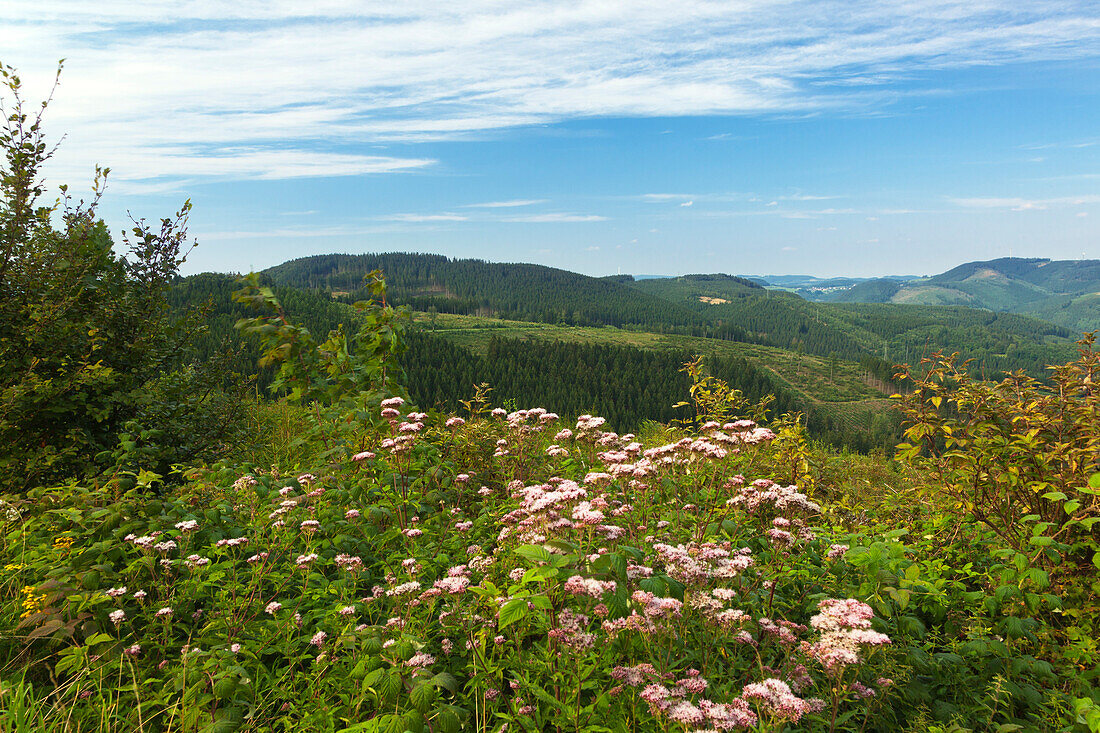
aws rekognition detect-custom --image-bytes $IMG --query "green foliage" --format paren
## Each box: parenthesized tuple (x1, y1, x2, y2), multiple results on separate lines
(233, 270, 410, 464)
(0, 63, 232, 491)
(895, 337, 1100, 682)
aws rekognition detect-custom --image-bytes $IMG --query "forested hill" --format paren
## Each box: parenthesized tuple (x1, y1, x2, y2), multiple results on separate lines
(629, 273, 1075, 373)
(263, 253, 708, 331)
(630, 275, 871, 358)
(824, 257, 1100, 333)
(258, 252, 1078, 377)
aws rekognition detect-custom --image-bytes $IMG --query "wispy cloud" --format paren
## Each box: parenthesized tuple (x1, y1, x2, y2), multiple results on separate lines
(8, 1, 1099, 187)
(505, 213, 608, 223)
(465, 199, 547, 208)
(952, 194, 1100, 211)
(379, 213, 469, 222)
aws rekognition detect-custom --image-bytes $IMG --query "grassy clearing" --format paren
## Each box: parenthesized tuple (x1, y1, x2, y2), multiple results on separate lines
(411, 312, 891, 406)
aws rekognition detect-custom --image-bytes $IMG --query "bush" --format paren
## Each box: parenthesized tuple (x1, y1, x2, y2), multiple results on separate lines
(0, 63, 234, 490)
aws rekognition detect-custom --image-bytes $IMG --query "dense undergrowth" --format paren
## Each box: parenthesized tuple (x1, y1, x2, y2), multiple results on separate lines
(2, 380, 1099, 731)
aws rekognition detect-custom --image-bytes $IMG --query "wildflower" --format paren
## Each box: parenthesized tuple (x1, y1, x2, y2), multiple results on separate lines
(491, 408, 507, 417)
(804, 598, 890, 673)
(265, 601, 282, 614)
(109, 609, 126, 626)
(295, 553, 319, 568)
(153, 540, 177, 553)
(123, 644, 141, 657)
(352, 451, 375, 461)
(381, 396, 405, 408)
(406, 652, 435, 668)
(133, 590, 147, 601)
(310, 631, 327, 647)
(334, 554, 363, 570)
(826, 544, 849, 559)
(345, 509, 360, 519)
(184, 554, 210, 569)
(639, 684, 671, 711)
(564, 575, 616, 598)
(230, 643, 242, 654)
(478, 487, 492, 496)
(175, 520, 199, 532)
(851, 681, 875, 698)
(106, 586, 127, 598)
(339, 605, 356, 616)
(381, 407, 401, 419)
(445, 417, 465, 428)
(455, 473, 470, 482)
(233, 475, 257, 491)
(388, 581, 422, 596)
(454, 521, 473, 532)
(668, 701, 705, 725)
(247, 552, 269, 563)
(297, 473, 317, 485)
(156, 607, 173, 618)
(433, 576, 470, 595)
(741, 679, 811, 722)
(403, 528, 423, 538)
(300, 519, 321, 532)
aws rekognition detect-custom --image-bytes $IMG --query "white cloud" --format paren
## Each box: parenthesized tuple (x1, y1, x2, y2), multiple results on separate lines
(465, 199, 547, 208)
(952, 194, 1100, 210)
(505, 213, 608, 223)
(680, 200, 694, 207)
(379, 213, 469, 222)
(6, 1, 1099, 187)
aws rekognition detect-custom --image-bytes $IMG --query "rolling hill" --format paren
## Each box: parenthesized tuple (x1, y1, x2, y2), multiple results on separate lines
(825, 257, 1100, 333)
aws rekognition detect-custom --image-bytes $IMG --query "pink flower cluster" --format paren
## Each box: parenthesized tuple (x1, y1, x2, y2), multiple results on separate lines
(725, 478, 821, 516)
(803, 598, 891, 673)
(741, 678, 824, 723)
(651, 541, 754, 586)
(563, 575, 617, 598)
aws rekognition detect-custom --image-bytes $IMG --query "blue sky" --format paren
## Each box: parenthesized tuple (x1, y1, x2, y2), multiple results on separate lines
(5, 1, 1099, 277)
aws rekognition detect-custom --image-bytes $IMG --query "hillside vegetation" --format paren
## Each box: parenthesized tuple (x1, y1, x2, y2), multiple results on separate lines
(826, 257, 1100, 333)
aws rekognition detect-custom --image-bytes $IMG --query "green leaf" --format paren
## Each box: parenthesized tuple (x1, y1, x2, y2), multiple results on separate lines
(432, 709, 461, 733)
(498, 598, 530, 630)
(514, 545, 552, 565)
(430, 672, 459, 693)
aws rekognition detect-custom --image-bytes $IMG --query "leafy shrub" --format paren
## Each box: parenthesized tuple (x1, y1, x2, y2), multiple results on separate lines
(0, 64, 230, 491)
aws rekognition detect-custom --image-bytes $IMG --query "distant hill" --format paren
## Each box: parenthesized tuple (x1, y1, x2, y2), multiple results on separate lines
(630, 272, 1074, 373)
(264, 253, 708, 332)
(824, 257, 1100, 333)
(253, 252, 1078, 378)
